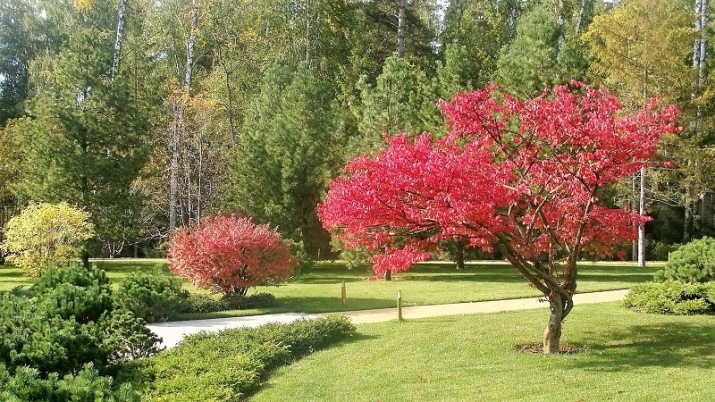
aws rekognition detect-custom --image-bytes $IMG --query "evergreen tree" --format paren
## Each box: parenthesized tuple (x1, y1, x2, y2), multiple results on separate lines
(231, 62, 340, 256)
(352, 55, 443, 156)
(496, 0, 587, 97)
(15, 29, 151, 257)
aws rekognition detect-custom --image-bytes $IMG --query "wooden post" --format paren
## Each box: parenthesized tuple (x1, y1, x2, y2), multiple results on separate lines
(397, 290, 403, 321)
(341, 280, 347, 307)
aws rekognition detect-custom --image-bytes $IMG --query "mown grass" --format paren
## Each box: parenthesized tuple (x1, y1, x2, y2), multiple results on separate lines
(1, 259, 663, 319)
(251, 302, 715, 402)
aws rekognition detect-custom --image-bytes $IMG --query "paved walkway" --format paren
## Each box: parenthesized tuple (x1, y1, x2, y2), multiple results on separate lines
(148, 289, 629, 349)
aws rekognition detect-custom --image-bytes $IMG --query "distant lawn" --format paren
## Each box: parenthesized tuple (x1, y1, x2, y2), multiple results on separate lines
(251, 302, 715, 402)
(1, 259, 663, 318)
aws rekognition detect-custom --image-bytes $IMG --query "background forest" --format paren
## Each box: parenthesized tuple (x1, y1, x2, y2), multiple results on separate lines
(0, 0, 713, 262)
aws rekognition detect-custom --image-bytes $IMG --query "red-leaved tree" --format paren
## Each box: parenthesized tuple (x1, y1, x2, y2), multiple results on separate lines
(168, 214, 295, 296)
(318, 83, 679, 353)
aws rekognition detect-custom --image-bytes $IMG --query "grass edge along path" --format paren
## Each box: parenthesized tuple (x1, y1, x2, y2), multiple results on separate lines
(251, 301, 715, 402)
(0, 259, 662, 319)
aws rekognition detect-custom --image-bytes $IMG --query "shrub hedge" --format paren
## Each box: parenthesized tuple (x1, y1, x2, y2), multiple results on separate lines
(623, 281, 715, 315)
(0, 264, 161, 399)
(114, 272, 190, 323)
(655, 237, 715, 283)
(120, 315, 356, 401)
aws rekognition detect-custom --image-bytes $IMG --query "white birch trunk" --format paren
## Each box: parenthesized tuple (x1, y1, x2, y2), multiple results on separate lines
(574, 0, 588, 37)
(110, 0, 128, 83)
(169, 0, 198, 232)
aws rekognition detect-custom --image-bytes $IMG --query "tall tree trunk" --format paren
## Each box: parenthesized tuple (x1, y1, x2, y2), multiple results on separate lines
(556, 0, 565, 62)
(507, 0, 519, 39)
(638, 166, 646, 267)
(397, 0, 406, 58)
(170, 0, 198, 232)
(683, 200, 694, 243)
(110, 0, 128, 83)
(574, 0, 589, 36)
(694, 0, 708, 89)
(683, 0, 708, 242)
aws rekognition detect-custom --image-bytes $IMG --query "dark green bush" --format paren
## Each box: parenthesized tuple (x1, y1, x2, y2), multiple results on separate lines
(0, 363, 141, 402)
(31, 263, 111, 293)
(220, 292, 277, 310)
(655, 237, 715, 283)
(0, 265, 161, 378)
(114, 272, 190, 323)
(624, 281, 715, 315)
(121, 316, 356, 401)
(184, 292, 277, 313)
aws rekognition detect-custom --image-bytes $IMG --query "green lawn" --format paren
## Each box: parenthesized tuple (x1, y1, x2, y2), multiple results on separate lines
(0, 259, 663, 319)
(251, 302, 715, 402)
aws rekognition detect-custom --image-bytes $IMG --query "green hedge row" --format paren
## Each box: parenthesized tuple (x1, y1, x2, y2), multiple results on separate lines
(119, 316, 356, 401)
(624, 281, 715, 315)
(114, 272, 278, 323)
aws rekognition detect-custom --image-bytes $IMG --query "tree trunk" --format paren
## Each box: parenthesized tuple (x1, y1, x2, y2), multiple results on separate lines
(574, 0, 589, 36)
(638, 166, 646, 267)
(543, 294, 564, 354)
(694, 0, 707, 88)
(397, 0, 406, 58)
(110, 0, 128, 83)
(683, 200, 694, 243)
(169, 0, 198, 232)
(384, 269, 392, 281)
(454, 240, 465, 269)
(507, 0, 519, 38)
(556, 0, 565, 62)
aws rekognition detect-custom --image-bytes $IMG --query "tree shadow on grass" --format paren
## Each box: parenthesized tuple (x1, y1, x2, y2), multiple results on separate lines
(0, 270, 24, 279)
(176, 296, 398, 320)
(577, 272, 655, 284)
(294, 275, 369, 285)
(400, 272, 526, 283)
(568, 323, 715, 371)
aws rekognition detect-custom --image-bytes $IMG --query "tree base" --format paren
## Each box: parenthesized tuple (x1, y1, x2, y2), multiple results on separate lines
(515, 343, 584, 354)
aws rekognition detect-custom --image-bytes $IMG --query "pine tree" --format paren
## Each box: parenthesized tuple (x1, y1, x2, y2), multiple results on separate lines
(15, 29, 151, 257)
(231, 62, 340, 256)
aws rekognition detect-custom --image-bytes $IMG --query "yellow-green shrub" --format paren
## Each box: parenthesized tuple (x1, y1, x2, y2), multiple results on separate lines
(1, 202, 94, 277)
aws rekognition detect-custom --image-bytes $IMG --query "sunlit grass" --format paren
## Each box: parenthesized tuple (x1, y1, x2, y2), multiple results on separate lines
(1, 259, 664, 318)
(251, 302, 715, 402)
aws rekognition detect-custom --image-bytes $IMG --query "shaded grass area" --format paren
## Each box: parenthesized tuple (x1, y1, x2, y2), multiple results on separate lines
(1, 259, 662, 318)
(251, 302, 715, 402)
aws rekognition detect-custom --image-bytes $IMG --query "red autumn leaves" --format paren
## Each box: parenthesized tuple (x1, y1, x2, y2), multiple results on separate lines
(318, 83, 680, 277)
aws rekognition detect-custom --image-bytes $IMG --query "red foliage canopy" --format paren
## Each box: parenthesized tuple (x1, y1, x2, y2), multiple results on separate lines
(168, 215, 295, 296)
(318, 83, 679, 283)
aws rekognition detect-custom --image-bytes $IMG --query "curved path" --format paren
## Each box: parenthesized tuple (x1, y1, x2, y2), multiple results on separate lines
(148, 289, 629, 349)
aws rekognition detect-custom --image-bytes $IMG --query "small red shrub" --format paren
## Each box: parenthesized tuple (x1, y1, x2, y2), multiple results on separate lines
(168, 215, 295, 296)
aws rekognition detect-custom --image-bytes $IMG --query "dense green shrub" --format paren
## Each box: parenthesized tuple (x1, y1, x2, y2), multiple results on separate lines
(184, 292, 277, 314)
(623, 281, 715, 315)
(121, 316, 356, 401)
(655, 237, 715, 283)
(0, 265, 161, 378)
(0, 363, 141, 402)
(220, 292, 277, 310)
(114, 272, 190, 323)
(647, 240, 681, 261)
